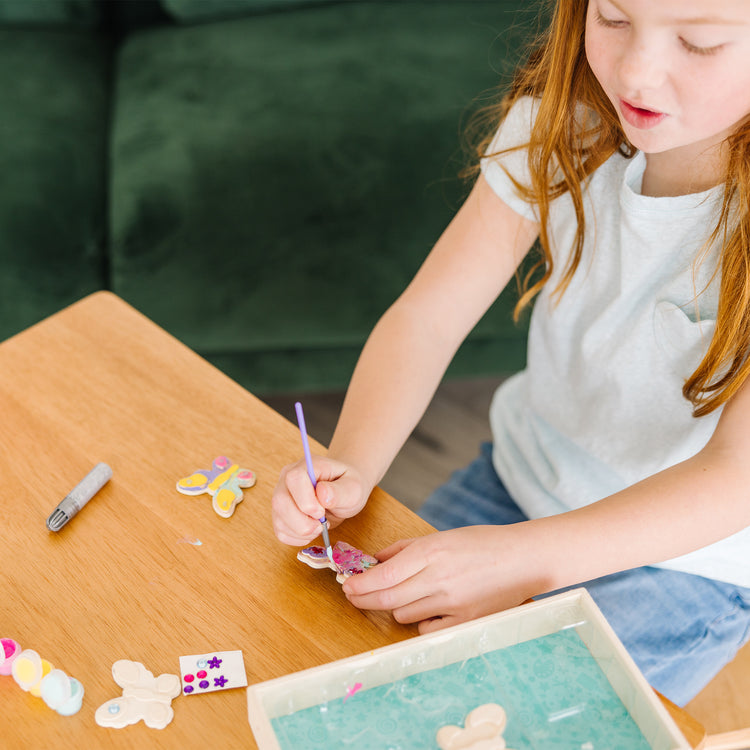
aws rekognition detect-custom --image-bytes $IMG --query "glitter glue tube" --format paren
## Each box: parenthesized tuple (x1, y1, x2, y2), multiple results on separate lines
(46, 463, 113, 532)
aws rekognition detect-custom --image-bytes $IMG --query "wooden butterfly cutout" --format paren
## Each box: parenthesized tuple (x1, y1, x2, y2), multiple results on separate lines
(177, 456, 256, 518)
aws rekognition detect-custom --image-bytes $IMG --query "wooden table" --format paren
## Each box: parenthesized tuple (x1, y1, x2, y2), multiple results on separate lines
(0, 292, 704, 748)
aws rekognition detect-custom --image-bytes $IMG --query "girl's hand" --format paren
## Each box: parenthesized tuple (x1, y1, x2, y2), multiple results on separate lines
(341, 525, 553, 633)
(271, 455, 370, 546)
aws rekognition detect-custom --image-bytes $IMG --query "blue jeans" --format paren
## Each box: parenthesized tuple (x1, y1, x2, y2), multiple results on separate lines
(418, 442, 750, 706)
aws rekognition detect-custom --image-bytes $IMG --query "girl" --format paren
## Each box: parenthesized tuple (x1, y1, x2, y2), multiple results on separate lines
(272, 0, 750, 705)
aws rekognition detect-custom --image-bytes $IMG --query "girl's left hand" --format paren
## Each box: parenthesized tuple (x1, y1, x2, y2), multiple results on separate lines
(341, 525, 553, 633)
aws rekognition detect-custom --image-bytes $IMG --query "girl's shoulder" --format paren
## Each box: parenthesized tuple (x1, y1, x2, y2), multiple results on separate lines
(485, 96, 539, 155)
(486, 96, 627, 173)
(482, 96, 630, 213)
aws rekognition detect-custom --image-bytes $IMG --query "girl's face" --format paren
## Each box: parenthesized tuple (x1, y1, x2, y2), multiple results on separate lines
(585, 0, 750, 163)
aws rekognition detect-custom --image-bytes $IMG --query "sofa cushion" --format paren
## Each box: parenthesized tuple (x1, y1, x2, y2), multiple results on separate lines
(160, 0, 338, 24)
(110, 1, 533, 392)
(0, 0, 100, 27)
(0, 30, 110, 342)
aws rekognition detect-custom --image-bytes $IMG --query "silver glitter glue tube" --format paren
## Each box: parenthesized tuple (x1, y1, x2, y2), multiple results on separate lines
(46, 462, 113, 532)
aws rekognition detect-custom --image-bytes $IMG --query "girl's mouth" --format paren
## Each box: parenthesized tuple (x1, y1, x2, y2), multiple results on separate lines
(619, 99, 667, 130)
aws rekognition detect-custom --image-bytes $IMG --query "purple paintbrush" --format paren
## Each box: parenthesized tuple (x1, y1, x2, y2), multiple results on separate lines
(294, 401, 335, 568)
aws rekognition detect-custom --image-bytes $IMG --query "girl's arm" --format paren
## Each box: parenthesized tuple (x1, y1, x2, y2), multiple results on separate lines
(272, 175, 539, 545)
(545, 373, 750, 584)
(343, 375, 750, 632)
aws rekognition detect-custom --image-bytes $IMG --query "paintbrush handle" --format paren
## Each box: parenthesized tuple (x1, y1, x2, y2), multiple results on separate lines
(294, 401, 317, 489)
(294, 401, 336, 567)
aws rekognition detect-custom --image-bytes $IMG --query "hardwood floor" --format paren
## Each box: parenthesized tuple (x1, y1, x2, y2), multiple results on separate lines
(261, 376, 750, 738)
(687, 643, 750, 740)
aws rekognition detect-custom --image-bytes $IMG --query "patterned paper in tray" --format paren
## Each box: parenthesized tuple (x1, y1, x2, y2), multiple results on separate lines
(247, 590, 691, 750)
(272, 628, 650, 749)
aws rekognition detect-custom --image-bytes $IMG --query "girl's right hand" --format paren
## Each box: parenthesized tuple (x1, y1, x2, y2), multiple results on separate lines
(271, 455, 370, 546)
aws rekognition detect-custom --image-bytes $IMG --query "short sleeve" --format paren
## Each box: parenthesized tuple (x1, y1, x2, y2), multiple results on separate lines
(480, 96, 540, 221)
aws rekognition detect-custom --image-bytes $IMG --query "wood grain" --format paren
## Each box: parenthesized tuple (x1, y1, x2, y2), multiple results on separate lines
(687, 641, 750, 736)
(0, 293, 704, 748)
(0, 292, 431, 749)
(658, 692, 707, 749)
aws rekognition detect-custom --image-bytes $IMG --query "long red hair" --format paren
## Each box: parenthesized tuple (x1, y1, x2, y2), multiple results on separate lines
(472, 0, 750, 417)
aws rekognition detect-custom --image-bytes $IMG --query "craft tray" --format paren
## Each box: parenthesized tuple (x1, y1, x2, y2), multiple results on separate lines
(246, 589, 691, 749)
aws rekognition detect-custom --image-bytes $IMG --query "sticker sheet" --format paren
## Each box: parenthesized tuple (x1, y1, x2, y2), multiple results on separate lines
(178, 650, 247, 695)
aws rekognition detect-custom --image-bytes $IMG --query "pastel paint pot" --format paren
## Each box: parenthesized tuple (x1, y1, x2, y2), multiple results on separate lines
(30, 659, 56, 697)
(0, 638, 21, 676)
(40, 670, 84, 716)
(12, 649, 43, 691)
(40, 669, 71, 709)
(12, 649, 54, 695)
(58, 678, 84, 716)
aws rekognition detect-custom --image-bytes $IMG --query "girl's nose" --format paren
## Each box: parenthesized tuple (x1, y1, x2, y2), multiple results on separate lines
(617, 39, 666, 93)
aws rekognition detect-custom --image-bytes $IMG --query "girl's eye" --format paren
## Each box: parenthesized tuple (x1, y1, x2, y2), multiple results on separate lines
(594, 7, 725, 57)
(679, 38, 724, 56)
(594, 9, 628, 28)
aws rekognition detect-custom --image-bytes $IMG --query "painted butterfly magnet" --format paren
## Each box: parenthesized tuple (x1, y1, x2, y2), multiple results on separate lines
(297, 541, 379, 584)
(177, 456, 256, 518)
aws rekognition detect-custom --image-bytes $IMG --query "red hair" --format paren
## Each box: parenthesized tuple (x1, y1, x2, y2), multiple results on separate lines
(472, 0, 750, 417)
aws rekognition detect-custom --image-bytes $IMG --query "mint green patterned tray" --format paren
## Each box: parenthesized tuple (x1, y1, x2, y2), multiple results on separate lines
(247, 590, 690, 750)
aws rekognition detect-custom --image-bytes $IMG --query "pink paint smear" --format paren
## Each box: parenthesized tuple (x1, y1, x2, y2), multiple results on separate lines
(343, 683, 363, 703)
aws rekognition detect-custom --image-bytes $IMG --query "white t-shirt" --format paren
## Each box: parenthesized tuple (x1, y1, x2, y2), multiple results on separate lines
(481, 96, 750, 587)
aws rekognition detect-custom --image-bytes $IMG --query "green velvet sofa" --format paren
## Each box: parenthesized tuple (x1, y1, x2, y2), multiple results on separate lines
(2, 0, 536, 394)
